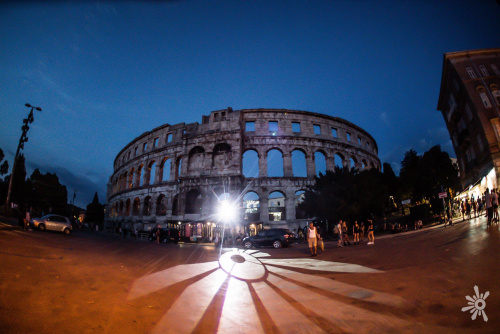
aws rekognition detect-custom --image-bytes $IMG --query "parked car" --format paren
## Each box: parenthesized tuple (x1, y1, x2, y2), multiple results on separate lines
(243, 228, 296, 249)
(148, 228, 179, 244)
(30, 214, 72, 235)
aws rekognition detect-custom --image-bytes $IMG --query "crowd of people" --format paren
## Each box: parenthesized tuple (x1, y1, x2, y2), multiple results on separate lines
(456, 187, 500, 227)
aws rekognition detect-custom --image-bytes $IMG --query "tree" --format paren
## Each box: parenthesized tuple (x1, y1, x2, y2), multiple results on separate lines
(0, 148, 8, 179)
(85, 192, 104, 228)
(299, 167, 388, 228)
(26, 169, 68, 216)
(397, 146, 460, 211)
(9, 154, 27, 207)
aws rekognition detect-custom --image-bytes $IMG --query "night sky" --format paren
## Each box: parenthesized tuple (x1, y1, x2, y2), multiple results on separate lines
(1, 0, 499, 208)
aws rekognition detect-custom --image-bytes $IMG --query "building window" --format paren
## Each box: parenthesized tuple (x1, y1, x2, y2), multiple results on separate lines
(128, 151, 131, 160)
(153, 137, 159, 148)
(313, 124, 321, 135)
(466, 67, 477, 79)
(214, 113, 220, 122)
(166, 133, 173, 143)
(246, 121, 255, 132)
(466, 146, 475, 162)
(331, 128, 337, 137)
(491, 85, 500, 105)
(221, 112, 226, 121)
(477, 134, 484, 153)
(143, 142, 148, 152)
(492, 64, 500, 76)
(292, 122, 301, 133)
(346, 132, 351, 141)
(477, 87, 492, 108)
(358, 137, 362, 146)
(367, 141, 370, 149)
(447, 93, 457, 121)
(269, 121, 278, 134)
(465, 104, 473, 121)
(479, 65, 489, 77)
(134, 147, 138, 156)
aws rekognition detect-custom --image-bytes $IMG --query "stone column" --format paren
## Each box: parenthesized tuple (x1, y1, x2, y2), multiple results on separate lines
(326, 156, 335, 172)
(306, 153, 316, 177)
(283, 152, 293, 177)
(259, 151, 267, 177)
(260, 193, 269, 223)
(285, 194, 295, 223)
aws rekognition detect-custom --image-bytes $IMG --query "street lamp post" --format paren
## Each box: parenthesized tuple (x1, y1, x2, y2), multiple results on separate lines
(5, 103, 42, 207)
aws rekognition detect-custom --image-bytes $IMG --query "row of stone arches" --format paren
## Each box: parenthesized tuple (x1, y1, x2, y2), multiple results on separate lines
(110, 189, 308, 221)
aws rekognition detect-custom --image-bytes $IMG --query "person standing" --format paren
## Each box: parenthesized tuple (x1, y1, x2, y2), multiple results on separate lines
(353, 221, 360, 245)
(485, 188, 493, 227)
(492, 189, 499, 223)
(360, 221, 365, 241)
(307, 222, 320, 257)
(336, 220, 343, 248)
(155, 225, 161, 244)
(367, 220, 375, 245)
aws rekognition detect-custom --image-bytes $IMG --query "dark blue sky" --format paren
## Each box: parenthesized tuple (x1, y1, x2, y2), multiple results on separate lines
(1, 0, 499, 207)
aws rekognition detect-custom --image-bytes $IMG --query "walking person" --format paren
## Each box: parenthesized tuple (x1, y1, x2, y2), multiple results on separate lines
(336, 220, 343, 248)
(353, 221, 360, 245)
(307, 222, 320, 257)
(367, 220, 375, 245)
(342, 221, 350, 246)
(465, 198, 471, 220)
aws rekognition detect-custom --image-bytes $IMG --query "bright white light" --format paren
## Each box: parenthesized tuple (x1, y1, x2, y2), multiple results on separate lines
(218, 199, 238, 223)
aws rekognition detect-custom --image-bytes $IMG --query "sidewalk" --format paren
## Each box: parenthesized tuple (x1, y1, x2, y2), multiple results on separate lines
(0, 215, 22, 230)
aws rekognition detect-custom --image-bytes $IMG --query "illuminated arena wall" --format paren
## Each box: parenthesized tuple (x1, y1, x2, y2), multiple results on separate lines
(107, 108, 380, 237)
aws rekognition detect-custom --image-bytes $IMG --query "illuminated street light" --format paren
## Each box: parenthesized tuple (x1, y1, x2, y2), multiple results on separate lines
(217, 199, 238, 224)
(5, 103, 42, 207)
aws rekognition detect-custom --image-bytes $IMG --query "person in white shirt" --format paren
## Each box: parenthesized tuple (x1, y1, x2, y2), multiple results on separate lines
(307, 222, 320, 257)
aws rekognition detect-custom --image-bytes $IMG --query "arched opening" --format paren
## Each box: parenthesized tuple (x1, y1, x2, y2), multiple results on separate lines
(119, 200, 124, 216)
(185, 189, 203, 214)
(143, 196, 152, 216)
(137, 165, 144, 187)
(128, 169, 134, 188)
(243, 150, 259, 178)
(148, 161, 156, 185)
(267, 149, 284, 177)
(349, 157, 357, 171)
(176, 158, 182, 180)
(161, 158, 171, 181)
(361, 159, 367, 170)
(212, 143, 232, 170)
(132, 197, 140, 216)
(315, 151, 326, 176)
(268, 191, 286, 221)
(156, 194, 167, 216)
(243, 191, 260, 221)
(125, 199, 131, 216)
(334, 153, 344, 169)
(188, 146, 205, 172)
(295, 190, 306, 219)
(291, 149, 307, 177)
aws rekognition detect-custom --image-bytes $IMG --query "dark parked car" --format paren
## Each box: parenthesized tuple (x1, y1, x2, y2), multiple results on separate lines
(30, 214, 72, 235)
(148, 228, 179, 244)
(243, 228, 296, 249)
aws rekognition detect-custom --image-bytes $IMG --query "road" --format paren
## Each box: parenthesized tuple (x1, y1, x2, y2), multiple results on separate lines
(0, 216, 499, 333)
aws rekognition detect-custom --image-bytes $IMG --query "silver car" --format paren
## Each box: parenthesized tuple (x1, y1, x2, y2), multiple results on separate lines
(30, 214, 72, 235)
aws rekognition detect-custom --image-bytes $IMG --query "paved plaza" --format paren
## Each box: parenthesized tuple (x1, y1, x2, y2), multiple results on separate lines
(0, 216, 499, 333)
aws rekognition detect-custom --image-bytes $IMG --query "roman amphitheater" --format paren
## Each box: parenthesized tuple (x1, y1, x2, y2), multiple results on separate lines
(107, 108, 380, 241)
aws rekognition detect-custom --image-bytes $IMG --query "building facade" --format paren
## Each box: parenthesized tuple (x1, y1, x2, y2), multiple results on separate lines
(107, 108, 380, 239)
(437, 48, 500, 199)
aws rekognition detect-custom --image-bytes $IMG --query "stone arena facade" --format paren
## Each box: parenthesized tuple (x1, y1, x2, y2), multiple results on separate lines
(107, 108, 380, 239)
